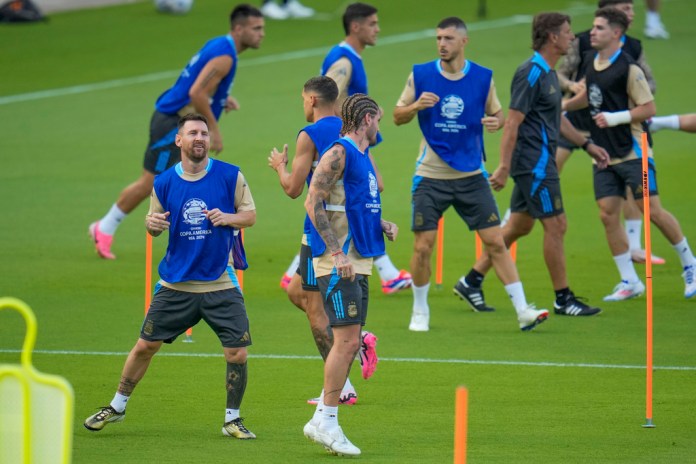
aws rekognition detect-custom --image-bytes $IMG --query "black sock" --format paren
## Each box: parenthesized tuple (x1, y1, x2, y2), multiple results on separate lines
(555, 288, 571, 304)
(464, 269, 485, 288)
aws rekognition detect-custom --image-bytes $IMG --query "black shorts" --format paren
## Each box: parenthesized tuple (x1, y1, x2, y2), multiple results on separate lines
(317, 274, 369, 327)
(143, 111, 181, 174)
(141, 286, 251, 348)
(411, 175, 501, 232)
(297, 244, 319, 292)
(510, 175, 564, 219)
(593, 158, 658, 201)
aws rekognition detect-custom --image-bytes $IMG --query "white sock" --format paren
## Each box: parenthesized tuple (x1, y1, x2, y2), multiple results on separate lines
(312, 396, 324, 423)
(613, 251, 641, 283)
(672, 238, 696, 268)
(411, 282, 430, 313)
(504, 281, 528, 314)
(625, 219, 643, 251)
(321, 405, 339, 430)
(374, 254, 400, 281)
(646, 11, 661, 28)
(110, 392, 129, 413)
(99, 204, 127, 235)
(650, 115, 680, 133)
(284, 253, 300, 277)
(225, 408, 240, 423)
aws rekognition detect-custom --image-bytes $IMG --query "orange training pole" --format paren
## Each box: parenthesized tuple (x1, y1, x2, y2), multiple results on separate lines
(144, 232, 153, 314)
(641, 132, 655, 428)
(453, 386, 468, 463)
(475, 232, 483, 260)
(435, 217, 445, 288)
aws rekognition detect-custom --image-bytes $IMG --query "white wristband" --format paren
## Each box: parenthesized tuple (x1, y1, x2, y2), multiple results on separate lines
(602, 110, 632, 127)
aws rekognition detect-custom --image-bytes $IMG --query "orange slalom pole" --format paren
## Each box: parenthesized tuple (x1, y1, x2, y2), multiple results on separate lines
(435, 217, 445, 289)
(144, 232, 153, 314)
(453, 386, 468, 463)
(475, 232, 483, 260)
(641, 132, 655, 428)
(510, 241, 517, 262)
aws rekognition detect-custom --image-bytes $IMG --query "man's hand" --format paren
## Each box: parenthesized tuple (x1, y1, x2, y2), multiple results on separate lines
(587, 143, 610, 169)
(146, 211, 170, 235)
(489, 165, 510, 191)
(481, 116, 502, 133)
(204, 208, 232, 227)
(333, 251, 355, 281)
(210, 127, 223, 154)
(268, 144, 288, 171)
(415, 91, 440, 110)
(224, 96, 240, 113)
(381, 219, 398, 241)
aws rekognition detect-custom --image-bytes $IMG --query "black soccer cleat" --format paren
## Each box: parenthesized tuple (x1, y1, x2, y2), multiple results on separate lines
(553, 294, 601, 316)
(453, 279, 495, 312)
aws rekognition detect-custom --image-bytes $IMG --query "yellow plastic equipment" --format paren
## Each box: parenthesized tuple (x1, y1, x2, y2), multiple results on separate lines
(0, 297, 74, 464)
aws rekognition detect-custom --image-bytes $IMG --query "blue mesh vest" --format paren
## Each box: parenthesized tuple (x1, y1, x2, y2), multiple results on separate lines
(310, 137, 385, 258)
(321, 43, 367, 96)
(155, 35, 238, 120)
(413, 59, 492, 172)
(153, 159, 243, 283)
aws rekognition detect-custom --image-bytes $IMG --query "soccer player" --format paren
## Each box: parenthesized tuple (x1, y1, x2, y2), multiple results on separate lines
(565, 8, 696, 300)
(267, 76, 378, 405)
(89, 4, 264, 259)
(393, 17, 550, 331)
(320, 2, 412, 294)
(302, 94, 398, 457)
(556, 0, 663, 265)
(462, 13, 610, 317)
(84, 113, 258, 438)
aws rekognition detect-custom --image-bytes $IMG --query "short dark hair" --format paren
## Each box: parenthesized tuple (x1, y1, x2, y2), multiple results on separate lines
(340, 93, 379, 135)
(437, 16, 467, 33)
(531, 12, 571, 51)
(178, 113, 208, 131)
(230, 3, 263, 28)
(595, 6, 630, 33)
(342, 3, 378, 36)
(598, 0, 633, 8)
(304, 76, 339, 103)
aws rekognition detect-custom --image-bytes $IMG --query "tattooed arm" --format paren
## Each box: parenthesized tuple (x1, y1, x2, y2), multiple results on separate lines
(188, 55, 234, 154)
(305, 144, 355, 280)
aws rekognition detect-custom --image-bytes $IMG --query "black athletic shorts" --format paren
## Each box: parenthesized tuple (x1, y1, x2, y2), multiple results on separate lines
(297, 243, 319, 291)
(317, 274, 368, 327)
(141, 286, 251, 348)
(593, 158, 658, 201)
(411, 175, 501, 232)
(143, 111, 181, 174)
(510, 175, 564, 219)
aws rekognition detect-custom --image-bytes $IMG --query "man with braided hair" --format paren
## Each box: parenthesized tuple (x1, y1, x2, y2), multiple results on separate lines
(303, 94, 399, 457)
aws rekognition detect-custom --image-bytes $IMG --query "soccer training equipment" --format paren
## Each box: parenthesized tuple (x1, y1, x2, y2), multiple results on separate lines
(89, 221, 115, 260)
(453, 279, 495, 312)
(358, 331, 378, 380)
(683, 265, 696, 299)
(381, 270, 413, 294)
(631, 249, 666, 265)
(518, 305, 549, 331)
(84, 406, 125, 431)
(154, 0, 193, 15)
(312, 425, 361, 456)
(554, 294, 601, 316)
(222, 417, 256, 439)
(603, 280, 645, 302)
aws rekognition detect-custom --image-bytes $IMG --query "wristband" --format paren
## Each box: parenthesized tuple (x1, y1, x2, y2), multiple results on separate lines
(331, 250, 343, 257)
(581, 138, 593, 151)
(603, 110, 632, 127)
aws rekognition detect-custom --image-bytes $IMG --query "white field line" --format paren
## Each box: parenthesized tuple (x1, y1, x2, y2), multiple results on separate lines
(1, 349, 694, 371)
(0, 5, 598, 106)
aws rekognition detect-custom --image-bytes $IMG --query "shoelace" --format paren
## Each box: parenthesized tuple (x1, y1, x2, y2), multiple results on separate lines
(231, 418, 251, 433)
(685, 266, 695, 285)
(95, 406, 116, 420)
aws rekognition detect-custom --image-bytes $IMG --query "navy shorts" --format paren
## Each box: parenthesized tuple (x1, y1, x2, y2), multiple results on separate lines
(593, 158, 658, 201)
(297, 244, 319, 291)
(510, 175, 564, 219)
(143, 111, 181, 174)
(141, 286, 251, 348)
(316, 274, 368, 327)
(412, 175, 501, 232)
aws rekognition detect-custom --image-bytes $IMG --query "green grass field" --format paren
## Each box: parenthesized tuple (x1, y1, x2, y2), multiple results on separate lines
(1, 0, 695, 462)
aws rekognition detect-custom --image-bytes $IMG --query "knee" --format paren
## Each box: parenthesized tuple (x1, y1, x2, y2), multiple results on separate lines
(599, 208, 619, 227)
(544, 216, 567, 237)
(413, 238, 434, 260)
(133, 339, 161, 358)
(224, 347, 247, 364)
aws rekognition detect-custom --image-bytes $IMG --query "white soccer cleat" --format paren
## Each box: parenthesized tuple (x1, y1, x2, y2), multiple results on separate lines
(644, 23, 669, 40)
(260, 1, 289, 19)
(285, 0, 314, 18)
(303, 419, 319, 441)
(313, 425, 361, 456)
(517, 305, 549, 331)
(603, 280, 645, 302)
(408, 309, 429, 332)
(683, 265, 696, 299)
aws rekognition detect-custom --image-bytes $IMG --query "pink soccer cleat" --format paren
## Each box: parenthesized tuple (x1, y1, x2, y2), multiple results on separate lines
(280, 273, 292, 290)
(358, 331, 379, 380)
(631, 249, 665, 265)
(89, 222, 115, 260)
(381, 270, 412, 294)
